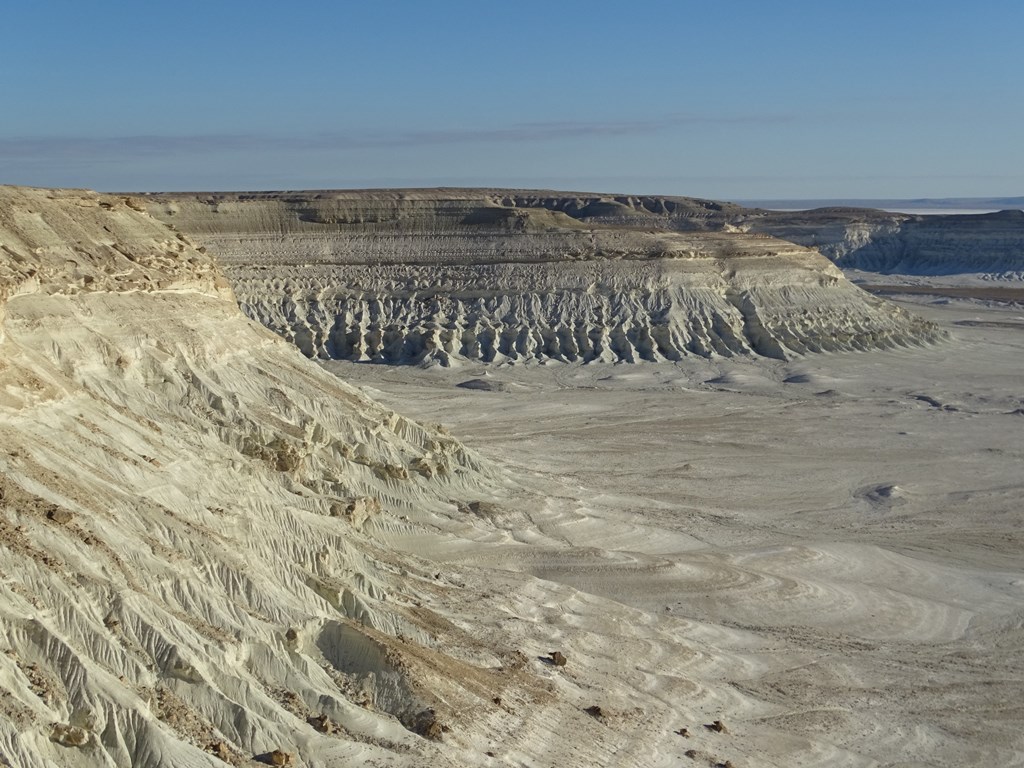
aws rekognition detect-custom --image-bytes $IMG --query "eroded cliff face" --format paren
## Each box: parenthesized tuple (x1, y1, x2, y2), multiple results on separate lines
(147, 191, 941, 365)
(736, 208, 1024, 278)
(3, 187, 1011, 767)
(0, 186, 523, 767)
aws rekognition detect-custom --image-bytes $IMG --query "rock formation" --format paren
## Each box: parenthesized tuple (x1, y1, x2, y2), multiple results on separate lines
(2, 185, 1017, 766)
(145, 190, 941, 365)
(735, 207, 1024, 278)
(0, 185, 509, 766)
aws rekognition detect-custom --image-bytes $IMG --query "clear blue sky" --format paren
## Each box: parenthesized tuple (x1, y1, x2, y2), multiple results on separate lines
(2, 0, 1021, 200)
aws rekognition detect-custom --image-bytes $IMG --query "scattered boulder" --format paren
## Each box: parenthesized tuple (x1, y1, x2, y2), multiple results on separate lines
(46, 507, 73, 525)
(206, 741, 231, 762)
(239, 436, 303, 472)
(308, 714, 339, 734)
(410, 455, 437, 478)
(675, 726, 690, 737)
(373, 463, 409, 481)
(271, 441, 303, 472)
(329, 496, 380, 530)
(684, 749, 699, 759)
(410, 708, 443, 741)
(460, 500, 502, 520)
(549, 651, 567, 667)
(50, 723, 90, 747)
(457, 378, 508, 392)
(584, 705, 604, 719)
(704, 719, 728, 733)
(285, 627, 299, 643)
(256, 749, 294, 766)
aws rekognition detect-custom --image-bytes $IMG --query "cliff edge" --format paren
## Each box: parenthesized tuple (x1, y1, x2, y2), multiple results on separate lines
(147, 190, 942, 364)
(0, 186, 518, 766)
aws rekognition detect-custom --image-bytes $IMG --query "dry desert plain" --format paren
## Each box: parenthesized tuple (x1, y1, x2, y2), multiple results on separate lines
(328, 293, 1024, 767)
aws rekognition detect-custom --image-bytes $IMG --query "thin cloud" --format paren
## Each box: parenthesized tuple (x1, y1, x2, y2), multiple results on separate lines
(0, 113, 792, 161)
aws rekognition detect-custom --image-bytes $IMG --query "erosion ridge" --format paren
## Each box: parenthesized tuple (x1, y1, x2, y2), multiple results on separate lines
(737, 207, 1024, 278)
(0, 185, 523, 766)
(4, 184, 807, 768)
(146, 190, 941, 364)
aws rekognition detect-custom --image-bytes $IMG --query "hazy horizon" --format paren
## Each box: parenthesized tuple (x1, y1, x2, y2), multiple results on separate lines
(2, 0, 1021, 199)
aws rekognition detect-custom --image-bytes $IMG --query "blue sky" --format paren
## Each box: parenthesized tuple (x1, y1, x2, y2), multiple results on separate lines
(2, 0, 1021, 199)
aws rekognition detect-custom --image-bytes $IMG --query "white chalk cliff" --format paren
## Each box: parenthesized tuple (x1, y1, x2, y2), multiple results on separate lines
(737, 207, 1024, 279)
(0, 186, 531, 766)
(3, 185, 995, 768)
(146, 191, 941, 365)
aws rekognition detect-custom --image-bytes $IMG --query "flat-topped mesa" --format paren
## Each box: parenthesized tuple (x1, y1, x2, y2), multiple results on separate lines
(735, 208, 1024, 278)
(145, 188, 745, 235)
(1, 184, 488, 497)
(146, 190, 942, 364)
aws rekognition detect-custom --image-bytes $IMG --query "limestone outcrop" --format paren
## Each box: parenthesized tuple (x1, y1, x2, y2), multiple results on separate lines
(0, 185, 505, 766)
(146, 190, 941, 364)
(735, 207, 1024, 278)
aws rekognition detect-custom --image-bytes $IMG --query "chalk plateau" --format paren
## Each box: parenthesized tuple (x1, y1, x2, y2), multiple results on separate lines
(2, 185, 1022, 768)
(736, 207, 1024, 279)
(0, 186, 522, 766)
(145, 190, 941, 365)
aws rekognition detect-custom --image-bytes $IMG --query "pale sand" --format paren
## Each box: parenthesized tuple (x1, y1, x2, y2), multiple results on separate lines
(327, 296, 1024, 767)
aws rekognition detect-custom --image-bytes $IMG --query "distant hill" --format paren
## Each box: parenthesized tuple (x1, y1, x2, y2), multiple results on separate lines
(739, 197, 1024, 212)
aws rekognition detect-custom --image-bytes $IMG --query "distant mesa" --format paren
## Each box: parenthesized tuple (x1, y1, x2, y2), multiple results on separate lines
(144, 188, 945, 365)
(734, 206, 1024, 277)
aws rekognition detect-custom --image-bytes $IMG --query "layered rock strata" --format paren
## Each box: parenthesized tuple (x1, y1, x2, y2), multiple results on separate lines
(736, 207, 1024, 278)
(0, 186, 513, 766)
(147, 191, 941, 364)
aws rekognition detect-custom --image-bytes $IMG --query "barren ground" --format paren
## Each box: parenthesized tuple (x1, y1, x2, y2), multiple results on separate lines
(327, 295, 1024, 767)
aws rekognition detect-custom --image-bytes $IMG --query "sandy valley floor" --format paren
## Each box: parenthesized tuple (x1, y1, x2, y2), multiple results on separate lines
(327, 296, 1024, 767)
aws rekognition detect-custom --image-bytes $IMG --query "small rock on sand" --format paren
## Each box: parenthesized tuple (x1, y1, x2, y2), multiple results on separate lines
(308, 713, 338, 734)
(206, 741, 231, 762)
(46, 507, 74, 525)
(50, 723, 90, 747)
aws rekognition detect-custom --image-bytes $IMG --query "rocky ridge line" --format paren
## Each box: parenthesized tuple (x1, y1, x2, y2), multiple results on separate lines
(0, 185, 533, 767)
(147, 191, 943, 365)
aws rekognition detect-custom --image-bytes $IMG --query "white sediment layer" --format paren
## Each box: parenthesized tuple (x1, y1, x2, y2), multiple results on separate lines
(2, 186, 1019, 767)
(741, 208, 1024, 279)
(146, 192, 941, 365)
(0, 187, 520, 767)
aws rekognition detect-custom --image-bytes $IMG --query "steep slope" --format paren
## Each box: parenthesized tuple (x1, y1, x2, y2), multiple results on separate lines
(0, 186, 517, 766)
(7, 186, 825, 768)
(736, 207, 1024, 278)
(146, 191, 940, 365)
(5, 186, 1017, 767)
